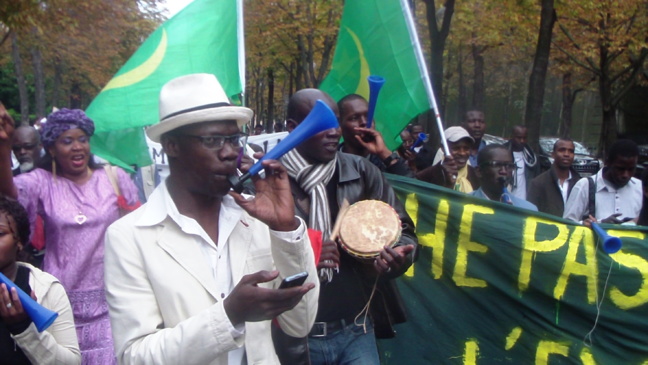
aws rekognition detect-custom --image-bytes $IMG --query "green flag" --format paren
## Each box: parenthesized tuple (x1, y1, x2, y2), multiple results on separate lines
(86, 0, 244, 169)
(319, 0, 432, 150)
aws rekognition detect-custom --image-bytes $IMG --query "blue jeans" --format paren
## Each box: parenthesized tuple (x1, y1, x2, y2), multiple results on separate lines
(308, 321, 380, 365)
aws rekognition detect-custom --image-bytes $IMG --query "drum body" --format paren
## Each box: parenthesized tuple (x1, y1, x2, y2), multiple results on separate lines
(339, 200, 401, 259)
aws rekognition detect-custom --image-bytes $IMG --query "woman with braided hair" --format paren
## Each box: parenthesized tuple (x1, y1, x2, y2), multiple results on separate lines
(0, 106, 139, 364)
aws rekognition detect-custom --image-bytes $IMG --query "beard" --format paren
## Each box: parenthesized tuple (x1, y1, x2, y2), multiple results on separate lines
(19, 161, 34, 173)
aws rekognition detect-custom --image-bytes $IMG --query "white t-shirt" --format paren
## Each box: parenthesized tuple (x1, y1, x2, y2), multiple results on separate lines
(511, 151, 527, 200)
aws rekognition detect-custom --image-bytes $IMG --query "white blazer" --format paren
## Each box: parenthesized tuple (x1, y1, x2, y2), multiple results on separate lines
(104, 189, 318, 365)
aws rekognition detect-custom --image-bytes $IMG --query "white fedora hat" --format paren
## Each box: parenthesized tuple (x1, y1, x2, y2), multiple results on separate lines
(146, 73, 253, 142)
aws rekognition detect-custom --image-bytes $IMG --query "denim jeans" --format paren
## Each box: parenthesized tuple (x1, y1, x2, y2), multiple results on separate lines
(308, 321, 380, 365)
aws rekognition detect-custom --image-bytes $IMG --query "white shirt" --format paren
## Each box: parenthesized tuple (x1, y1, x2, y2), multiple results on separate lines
(557, 171, 573, 203)
(158, 182, 245, 364)
(563, 169, 643, 222)
(511, 151, 527, 200)
(153, 181, 305, 365)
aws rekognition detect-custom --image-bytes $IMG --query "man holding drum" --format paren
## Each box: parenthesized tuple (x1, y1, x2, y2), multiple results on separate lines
(280, 88, 418, 365)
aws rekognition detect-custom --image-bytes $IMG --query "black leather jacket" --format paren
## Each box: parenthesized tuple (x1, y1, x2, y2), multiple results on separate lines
(290, 152, 419, 338)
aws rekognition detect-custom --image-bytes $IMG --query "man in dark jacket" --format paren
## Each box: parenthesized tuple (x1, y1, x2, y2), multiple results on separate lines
(504, 125, 541, 200)
(416, 126, 480, 192)
(527, 138, 582, 216)
(279, 88, 418, 365)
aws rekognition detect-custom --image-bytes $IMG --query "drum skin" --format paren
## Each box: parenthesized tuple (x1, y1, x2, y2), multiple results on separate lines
(339, 200, 401, 259)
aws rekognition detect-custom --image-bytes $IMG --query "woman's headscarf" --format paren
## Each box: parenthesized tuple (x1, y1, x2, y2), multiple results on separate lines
(40, 108, 95, 149)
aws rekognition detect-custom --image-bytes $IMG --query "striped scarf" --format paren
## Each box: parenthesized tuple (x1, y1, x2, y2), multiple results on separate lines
(281, 149, 338, 237)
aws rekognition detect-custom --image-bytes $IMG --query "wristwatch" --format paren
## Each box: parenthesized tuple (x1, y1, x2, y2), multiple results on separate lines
(383, 152, 400, 166)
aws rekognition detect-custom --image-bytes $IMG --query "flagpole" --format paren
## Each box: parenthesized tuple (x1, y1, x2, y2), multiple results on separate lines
(400, 0, 450, 156)
(237, 0, 246, 105)
(237, 0, 250, 133)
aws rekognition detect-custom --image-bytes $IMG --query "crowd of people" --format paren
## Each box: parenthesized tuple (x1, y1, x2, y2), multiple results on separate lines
(398, 107, 646, 225)
(0, 72, 645, 365)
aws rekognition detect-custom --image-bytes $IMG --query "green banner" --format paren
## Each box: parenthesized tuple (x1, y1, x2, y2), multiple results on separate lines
(380, 174, 648, 364)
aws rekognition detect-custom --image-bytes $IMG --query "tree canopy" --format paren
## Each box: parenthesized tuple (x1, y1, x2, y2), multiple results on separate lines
(1, 0, 646, 154)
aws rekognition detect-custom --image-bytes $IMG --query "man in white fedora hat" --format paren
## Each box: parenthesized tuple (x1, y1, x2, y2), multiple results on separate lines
(104, 73, 319, 365)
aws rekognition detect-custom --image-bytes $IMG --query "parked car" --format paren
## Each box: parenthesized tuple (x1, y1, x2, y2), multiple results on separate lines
(639, 144, 648, 166)
(538, 137, 601, 177)
(482, 134, 508, 146)
(482, 134, 600, 177)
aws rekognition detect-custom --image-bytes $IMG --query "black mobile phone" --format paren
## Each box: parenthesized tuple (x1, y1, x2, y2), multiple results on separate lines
(279, 272, 308, 289)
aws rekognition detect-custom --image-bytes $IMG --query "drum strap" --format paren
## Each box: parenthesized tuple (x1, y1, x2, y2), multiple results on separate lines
(354, 275, 380, 334)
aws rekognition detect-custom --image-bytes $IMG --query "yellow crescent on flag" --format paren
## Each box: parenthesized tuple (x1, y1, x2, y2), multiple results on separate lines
(102, 29, 168, 91)
(345, 27, 371, 99)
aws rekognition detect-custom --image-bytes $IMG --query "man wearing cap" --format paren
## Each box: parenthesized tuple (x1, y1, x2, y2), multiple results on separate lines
(104, 73, 318, 365)
(416, 127, 480, 192)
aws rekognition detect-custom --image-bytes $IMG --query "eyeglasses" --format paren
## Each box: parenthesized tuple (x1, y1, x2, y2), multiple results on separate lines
(180, 133, 248, 150)
(480, 161, 518, 171)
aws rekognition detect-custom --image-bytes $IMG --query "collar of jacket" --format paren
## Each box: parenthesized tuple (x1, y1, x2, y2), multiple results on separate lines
(336, 152, 363, 184)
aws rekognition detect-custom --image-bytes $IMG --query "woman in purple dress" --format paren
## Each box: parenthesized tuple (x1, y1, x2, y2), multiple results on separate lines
(0, 107, 140, 364)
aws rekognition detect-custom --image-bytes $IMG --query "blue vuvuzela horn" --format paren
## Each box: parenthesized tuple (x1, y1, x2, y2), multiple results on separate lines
(0, 272, 58, 332)
(410, 132, 428, 151)
(365, 75, 385, 129)
(591, 222, 622, 254)
(229, 100, 339, 193)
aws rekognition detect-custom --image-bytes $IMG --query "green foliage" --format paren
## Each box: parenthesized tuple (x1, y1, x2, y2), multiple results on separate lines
(0, 0, 164, 114)
(0, 63, 20, 109)
(1, 0, 645, 149)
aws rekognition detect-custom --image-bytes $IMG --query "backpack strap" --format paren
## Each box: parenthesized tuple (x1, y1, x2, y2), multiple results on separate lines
(587, 176, 596, 217)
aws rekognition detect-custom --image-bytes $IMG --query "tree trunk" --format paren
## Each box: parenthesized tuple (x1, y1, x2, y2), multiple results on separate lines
(424, 0, 455, 119)
(471, 41, 484, 110)
(306, 33, 316, 87)
(288, 62, 295, 97)
(524, 0, 555, 152)
(503, 63, 514, 132)
(441, 47, 452, 119)
(559, 72, 573, 138)
(315, 9, 337, 87)
(267, 68, 274, 132)
(598, 71, 616, 159)
(258, 76, 265, 128)
(70, 81, 82, 109)
(294, 51, 305, 91)
(457, 43, 467, 117)
(31, 45, 46, 122)
(51, 61, 63, 108)
(597, 46, 648, 157)
(11, 32, 29, 126)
